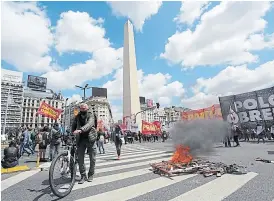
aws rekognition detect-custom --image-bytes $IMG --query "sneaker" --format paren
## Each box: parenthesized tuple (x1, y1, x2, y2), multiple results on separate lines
(118, 156, 120, 160)
(87, 175, 93, 182)
(78, 176, 87, 184)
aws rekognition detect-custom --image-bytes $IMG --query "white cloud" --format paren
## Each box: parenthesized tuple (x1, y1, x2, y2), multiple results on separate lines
(181, 60, 274, 109)
(161, 2, 274, 68)
(174, 1, 209, 25)
(108, 1, 162, 31)
(43, 47, 123, 90)
(103, 68, 185, 106)
(67, 94, 82, 105)
(55, 11, 110, 53)
(1, 2, 54, 72)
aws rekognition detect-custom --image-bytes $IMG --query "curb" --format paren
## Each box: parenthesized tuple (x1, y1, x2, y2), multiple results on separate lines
(1, 165, 30, 174)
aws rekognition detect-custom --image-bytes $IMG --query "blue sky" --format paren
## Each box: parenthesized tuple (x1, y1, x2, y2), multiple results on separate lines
(2, 1, 274, 120)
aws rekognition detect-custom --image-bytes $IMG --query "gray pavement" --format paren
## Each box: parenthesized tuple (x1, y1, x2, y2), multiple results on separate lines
(1, 141, 274, 201)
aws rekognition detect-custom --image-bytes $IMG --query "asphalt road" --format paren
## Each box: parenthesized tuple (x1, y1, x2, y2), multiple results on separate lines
(1, 140, 274, 201)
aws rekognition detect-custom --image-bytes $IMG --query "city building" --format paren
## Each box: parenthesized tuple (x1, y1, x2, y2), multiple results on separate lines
(123, 20, 141, 128)
(22, 88, 64, 128)
(1, 69, 24, 134)
(139, 100, 191, 126)
(164, 106, 191, 125)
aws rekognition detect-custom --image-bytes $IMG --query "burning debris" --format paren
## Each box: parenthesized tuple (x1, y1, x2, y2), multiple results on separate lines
(150, 145, 248, 178)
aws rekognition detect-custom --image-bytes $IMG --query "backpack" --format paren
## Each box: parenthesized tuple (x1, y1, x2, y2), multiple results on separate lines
(52, 129, 61, 140)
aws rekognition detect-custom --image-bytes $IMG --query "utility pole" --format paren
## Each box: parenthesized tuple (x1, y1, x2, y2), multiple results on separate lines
(75, 84, 92, 100)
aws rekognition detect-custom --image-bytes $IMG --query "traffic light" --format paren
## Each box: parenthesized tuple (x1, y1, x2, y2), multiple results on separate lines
(156, 103, 160, 109)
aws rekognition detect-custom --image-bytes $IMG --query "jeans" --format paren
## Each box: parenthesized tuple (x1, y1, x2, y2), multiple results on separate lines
(115, 140, 122, 156)
(49, 143, 60, 160)
(98, 140, 105, 153)
(78, 140, 97, 177)
(20, 143, 34, 156)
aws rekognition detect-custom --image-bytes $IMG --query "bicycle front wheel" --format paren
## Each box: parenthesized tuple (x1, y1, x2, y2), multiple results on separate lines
(49, 152, 76, 198)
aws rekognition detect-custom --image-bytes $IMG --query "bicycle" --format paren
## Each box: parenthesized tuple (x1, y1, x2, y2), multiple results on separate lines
(49, 134, 78, 198)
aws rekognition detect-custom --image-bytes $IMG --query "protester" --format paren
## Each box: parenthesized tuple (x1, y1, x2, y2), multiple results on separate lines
(232, 124, 240, 147)
(20, 127, 34, 156)
(37, 126, 50, 162)
(2, 141, 20, 168)
(97, 128, 106, 154)
(256, 123, 265, 144)
(49, 123, 62, 161)
(113, 125, 123, 160)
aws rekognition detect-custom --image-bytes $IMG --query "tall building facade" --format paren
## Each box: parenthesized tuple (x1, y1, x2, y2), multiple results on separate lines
(1, 69, 24, 133)
(123, 20, 141, 128)
(22, 88, 64, 128)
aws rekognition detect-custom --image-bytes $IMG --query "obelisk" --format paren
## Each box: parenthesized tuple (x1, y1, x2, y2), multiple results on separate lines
(123, 20, 141, 129)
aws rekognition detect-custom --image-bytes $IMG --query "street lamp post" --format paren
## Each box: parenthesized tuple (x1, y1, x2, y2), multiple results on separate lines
(75, 84, 92, 100)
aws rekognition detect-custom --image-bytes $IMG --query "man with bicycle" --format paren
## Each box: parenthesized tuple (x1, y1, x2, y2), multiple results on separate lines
(72, 103, 97, 184)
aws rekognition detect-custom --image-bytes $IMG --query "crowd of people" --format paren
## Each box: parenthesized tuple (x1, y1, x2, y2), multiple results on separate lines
(223, 123, 274, 147)
(1, 103, 170, 185)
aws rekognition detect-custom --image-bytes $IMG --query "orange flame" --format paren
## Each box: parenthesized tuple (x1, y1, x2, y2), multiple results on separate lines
(171, 145, 193, 164)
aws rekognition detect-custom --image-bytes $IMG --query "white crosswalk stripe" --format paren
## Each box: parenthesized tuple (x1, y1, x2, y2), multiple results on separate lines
(1, 143, 262, 201)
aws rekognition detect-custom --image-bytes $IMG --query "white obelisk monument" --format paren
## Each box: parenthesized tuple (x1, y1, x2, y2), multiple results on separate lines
(123, 20, 141, 129)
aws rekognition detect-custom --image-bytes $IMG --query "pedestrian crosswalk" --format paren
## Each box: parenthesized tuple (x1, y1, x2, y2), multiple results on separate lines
(1, 143, 267, 201)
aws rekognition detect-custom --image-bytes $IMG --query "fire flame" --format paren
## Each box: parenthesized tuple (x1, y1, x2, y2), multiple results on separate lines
(170, 145, 193, 164)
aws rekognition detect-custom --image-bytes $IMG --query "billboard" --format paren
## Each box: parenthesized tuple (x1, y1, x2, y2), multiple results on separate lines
(219, 87, 274, 128)
(1, 68, 23, 83)
(147, 99, 153, 107)
(92, 87, 107, 98)
(27, 75, 47, 91)
(139, 96, 145, 104)
(181, 104, 222, 121)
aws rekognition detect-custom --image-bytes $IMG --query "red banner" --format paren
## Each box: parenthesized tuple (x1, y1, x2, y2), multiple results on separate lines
(37, 102, 62, 120)
(182, 104, 223, 121)
(141, 120, 161, 135)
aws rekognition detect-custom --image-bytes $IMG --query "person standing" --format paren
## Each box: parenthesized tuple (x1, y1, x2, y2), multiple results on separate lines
(72, 103, 97, 184)
(232, 124, 240, 147)
(138, 131, 142, 143)
(256, 123, 265, 144)
(49, 123, 62, 161)
(97, 128, 105, 154)
(113, 125, 123, 160)
(37, 126, 50, 162)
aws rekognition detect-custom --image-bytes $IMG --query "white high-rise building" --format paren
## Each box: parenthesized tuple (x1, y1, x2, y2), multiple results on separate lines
(22, 88, 64, 128)
(123, 20, 141, 128)
(1, 69, 24, 134)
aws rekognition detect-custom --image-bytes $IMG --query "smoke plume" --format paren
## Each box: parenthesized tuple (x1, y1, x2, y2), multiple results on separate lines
(170, 119, 230, 156)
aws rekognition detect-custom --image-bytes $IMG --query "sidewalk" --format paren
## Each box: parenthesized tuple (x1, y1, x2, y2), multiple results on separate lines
(1, 145, 53, 174)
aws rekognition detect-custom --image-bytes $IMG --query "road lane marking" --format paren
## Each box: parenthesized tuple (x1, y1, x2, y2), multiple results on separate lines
(1, 170, 40, 191)
(169, 172, 258, 201)
(75, 174, 197, 201)
(72, 168, 150, 191)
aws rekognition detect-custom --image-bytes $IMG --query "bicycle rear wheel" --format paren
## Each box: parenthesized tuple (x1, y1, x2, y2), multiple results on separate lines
(49, 152, 76, 198)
